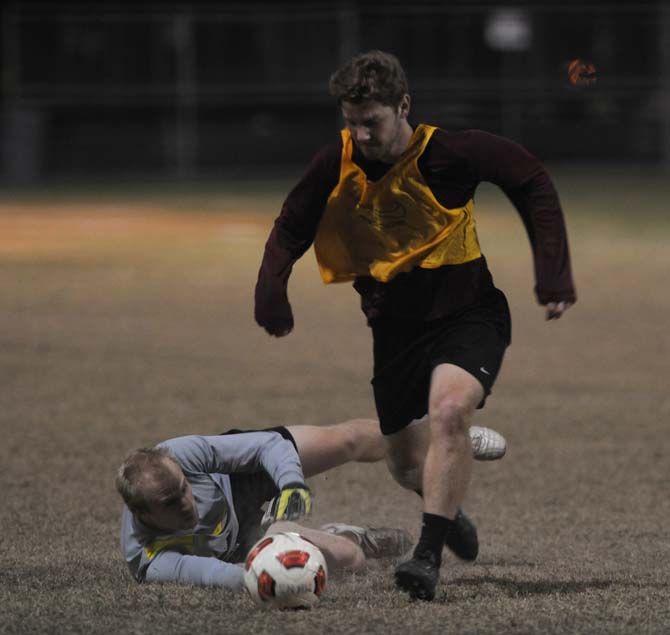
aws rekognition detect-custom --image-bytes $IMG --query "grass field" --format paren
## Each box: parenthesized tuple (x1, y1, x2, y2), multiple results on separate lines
(1, 167, 669, 634)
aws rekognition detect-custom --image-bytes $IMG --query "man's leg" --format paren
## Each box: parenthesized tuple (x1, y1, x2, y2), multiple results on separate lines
(383, 417, 430, 493)
(383, 415, 506, 491)
(260, 420, 386, 532)
(289, 416, 505, 486)
(320, 523, 413, 559)
(287, 418, 384, 478)
(384, 416, 507, 495)
(395, 363, 483, 601)
(423, 364, 482, 518)
(279, 422, 413, 561)
(265, 520, 365, 572)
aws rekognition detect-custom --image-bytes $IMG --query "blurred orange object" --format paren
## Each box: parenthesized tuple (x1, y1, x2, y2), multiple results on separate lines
(568, 59, 597, 86)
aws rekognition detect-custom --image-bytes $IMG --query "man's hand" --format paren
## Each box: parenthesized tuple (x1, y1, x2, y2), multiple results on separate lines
(254, 297, 294, 337)
(545, 301, 572, 320)
(265, 484, 312, 524)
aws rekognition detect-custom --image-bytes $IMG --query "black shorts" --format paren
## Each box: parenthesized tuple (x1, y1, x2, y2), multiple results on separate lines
(371, 289, 511, 436)
(222, 426, 298, 561)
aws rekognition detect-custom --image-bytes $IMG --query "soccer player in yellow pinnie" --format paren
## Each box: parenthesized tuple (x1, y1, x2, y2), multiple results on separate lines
(255, 50, 575, 601)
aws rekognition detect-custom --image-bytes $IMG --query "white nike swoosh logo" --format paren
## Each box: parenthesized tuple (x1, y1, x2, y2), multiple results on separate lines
(480, 367, 491, 375)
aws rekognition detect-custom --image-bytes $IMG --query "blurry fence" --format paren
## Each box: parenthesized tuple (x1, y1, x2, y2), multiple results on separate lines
(1, 1, 669, 181)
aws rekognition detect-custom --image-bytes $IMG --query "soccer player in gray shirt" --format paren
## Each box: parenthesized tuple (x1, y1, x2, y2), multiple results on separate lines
(116, 419, 506, 589)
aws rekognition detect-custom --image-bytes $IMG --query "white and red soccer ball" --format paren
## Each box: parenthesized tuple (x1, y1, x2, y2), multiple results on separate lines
(244, 532, 328, 610)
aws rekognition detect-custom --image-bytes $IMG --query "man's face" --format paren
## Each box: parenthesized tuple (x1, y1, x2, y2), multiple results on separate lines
(341, 96, 410, 163)
(136, 458, 198, 532)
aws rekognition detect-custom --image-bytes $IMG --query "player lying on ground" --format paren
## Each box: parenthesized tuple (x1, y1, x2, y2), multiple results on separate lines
(116, 418, 506, 589)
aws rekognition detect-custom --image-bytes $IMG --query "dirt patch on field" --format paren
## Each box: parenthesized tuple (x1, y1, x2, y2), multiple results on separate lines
(0, 205, 269, 257)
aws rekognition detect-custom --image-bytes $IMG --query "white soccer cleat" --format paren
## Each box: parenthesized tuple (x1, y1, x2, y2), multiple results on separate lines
(469, 426, 507, 461)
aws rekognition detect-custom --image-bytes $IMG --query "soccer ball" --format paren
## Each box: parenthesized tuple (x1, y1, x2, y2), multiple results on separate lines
(243, 532, 328, 610)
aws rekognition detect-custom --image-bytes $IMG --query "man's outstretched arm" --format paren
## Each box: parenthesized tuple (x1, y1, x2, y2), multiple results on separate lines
(465, 129, 576, 318)
(504, 169, 576, 319)
(163, 433, 306, 492)
(254, 141, 341, 336)
(145, 551, 246, 589)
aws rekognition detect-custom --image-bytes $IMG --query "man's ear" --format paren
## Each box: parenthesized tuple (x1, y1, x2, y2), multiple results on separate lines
(135, 509, 152, 527)
(398, 94, 411, 119)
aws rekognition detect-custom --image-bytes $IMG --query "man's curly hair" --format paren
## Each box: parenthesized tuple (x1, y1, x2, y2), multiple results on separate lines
(329, 50, 409, 107)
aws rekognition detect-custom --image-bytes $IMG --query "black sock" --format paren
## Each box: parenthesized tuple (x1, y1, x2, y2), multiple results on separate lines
(414, 512, 454, 563)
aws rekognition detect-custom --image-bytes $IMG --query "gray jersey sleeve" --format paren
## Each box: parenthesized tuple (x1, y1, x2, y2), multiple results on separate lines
(159, 432, 305, 489)
(145, 551, 245, 589)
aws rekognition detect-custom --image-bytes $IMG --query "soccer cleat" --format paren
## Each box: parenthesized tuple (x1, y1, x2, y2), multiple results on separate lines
(394, 551, 441, 601)
(469, 426, 507, 461)
(320, 523, 413, 559)
(444, 509, 478, 561)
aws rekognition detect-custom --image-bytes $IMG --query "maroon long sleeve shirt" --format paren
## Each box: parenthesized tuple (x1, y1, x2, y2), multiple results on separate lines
(255, 127, 576, 327)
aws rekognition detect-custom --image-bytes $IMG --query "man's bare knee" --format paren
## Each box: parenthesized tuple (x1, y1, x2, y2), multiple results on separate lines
(339, 418, 384, 463)
(430, 399, 472, 439)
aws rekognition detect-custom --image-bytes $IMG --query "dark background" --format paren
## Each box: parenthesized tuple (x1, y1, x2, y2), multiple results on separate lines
(2, 0, 669, 182)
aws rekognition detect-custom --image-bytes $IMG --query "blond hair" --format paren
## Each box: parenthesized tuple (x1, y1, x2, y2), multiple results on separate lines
(115, 447, 177, 513)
